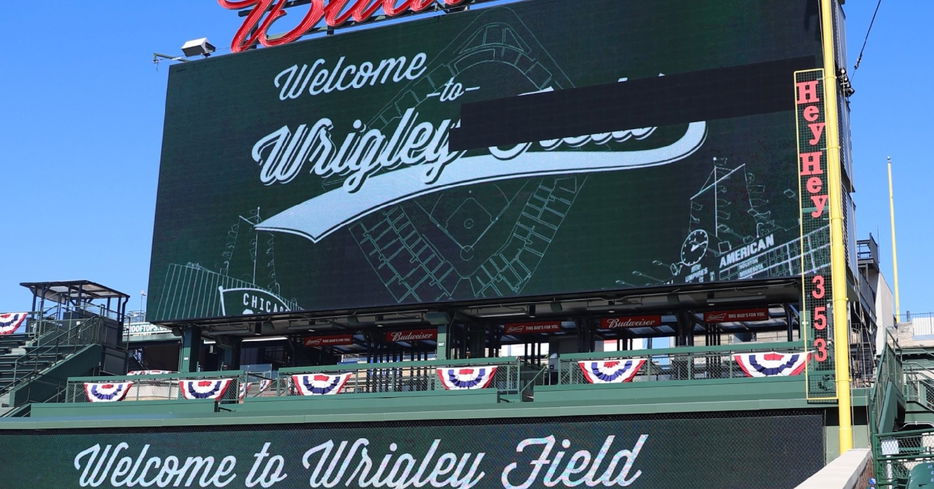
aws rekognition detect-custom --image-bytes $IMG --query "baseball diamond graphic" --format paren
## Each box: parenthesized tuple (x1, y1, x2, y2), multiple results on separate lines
(152, 208, 300, 321)
(347, 12, 586, 302)
(632, 158, 811, 286)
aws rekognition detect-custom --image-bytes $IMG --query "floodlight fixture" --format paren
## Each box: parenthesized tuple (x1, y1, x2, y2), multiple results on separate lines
(181, 38, 216, 58)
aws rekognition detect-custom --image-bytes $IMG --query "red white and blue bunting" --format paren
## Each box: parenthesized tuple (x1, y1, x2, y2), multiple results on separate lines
(291, 373, 352, 396)
(578, 359, 646, 383)
(733, 352, 809, 377)
(239, 379, 273, 400)
(127, 370, 175, 375)
(179, 379, 233, 400)
(0, 313, 27, 336)
(84, 381, 134, 402)
(436, 366, 498, 390)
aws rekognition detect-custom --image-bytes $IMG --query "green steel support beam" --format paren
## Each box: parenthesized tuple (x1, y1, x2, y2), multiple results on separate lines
(178, 327, 202, 373)
(435, 323, 448, 361)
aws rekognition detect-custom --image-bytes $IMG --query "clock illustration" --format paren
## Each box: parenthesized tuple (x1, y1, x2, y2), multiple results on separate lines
(680, 229, 709, 266)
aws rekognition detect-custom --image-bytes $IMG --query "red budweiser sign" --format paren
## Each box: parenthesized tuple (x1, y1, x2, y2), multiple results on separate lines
(219, 0, 469, 53)
(385, 328, 437, 343)
(504, 321, 562, 335)
(599, 315, 662, 329)
(703, 308, 770, 323)
(303, 334, 354, 347)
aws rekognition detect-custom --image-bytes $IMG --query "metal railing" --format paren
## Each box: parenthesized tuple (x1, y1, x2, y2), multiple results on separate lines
(903, 366, 934, 412)
(5, 318, 102, 396)
(66, 370, 247, 404)
(277, 357, 541, 397)
(65, 357, 546, 404)
(29, 316, 103, 346)
(903, 313, 934, 337)
(872, 428, 934, 489)
(557, 341, 805, 384)
(869, 331, 904, 434)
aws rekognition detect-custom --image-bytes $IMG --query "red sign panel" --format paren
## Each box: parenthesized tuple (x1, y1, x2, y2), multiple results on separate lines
(303, 334, 355, 347)
(703, 309, 770, 323)
(385, 329, 437, 343)
(599, 315, 663, 329)
(503, 321, 563, 335)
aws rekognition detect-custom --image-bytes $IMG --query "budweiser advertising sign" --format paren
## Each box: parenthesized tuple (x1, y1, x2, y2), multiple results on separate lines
(503, 321, 562, 335)
(599, 315, 662, 329)
(703, 309, 769, 323)
(385, 329, 437, 343)
(303, 334, 354, 347)
(219, 0, 470, 52)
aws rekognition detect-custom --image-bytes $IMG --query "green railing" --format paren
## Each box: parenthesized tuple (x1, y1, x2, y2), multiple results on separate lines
(65, 357, 546, 404)
(865, 331, 934, 489)
(66, 370, 248, 404)
(870, 331, 905, 434)
(5, 318, 103, 396)
(557, 341, 805, 384)
(29, 316, 103, 347)
(872, 428, 934, 489)
(278, 356, 542, 399)
(903, 363, 934, 412)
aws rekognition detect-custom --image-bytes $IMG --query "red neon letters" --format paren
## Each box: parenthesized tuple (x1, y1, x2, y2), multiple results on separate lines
(219, 0, 468, 52)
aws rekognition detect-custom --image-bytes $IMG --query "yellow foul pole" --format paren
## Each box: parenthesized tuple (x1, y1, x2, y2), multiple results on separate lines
(888, 157, 901, 321)
(819, 0, 853, 453)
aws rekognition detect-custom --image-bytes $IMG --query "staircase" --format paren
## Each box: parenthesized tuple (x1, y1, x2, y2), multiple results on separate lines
(0, 318, 109, 413)
(868, 333, 934, 488)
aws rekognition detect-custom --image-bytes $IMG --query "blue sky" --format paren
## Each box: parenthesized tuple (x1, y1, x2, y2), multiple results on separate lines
(0, 1, 929, 319)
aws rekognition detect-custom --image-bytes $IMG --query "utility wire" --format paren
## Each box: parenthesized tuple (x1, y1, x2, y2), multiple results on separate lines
(853, 0, 884, 73)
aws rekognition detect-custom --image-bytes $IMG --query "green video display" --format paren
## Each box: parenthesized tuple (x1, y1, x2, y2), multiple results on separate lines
(0, 412, 823, 488)
(149, 0, 823, 321)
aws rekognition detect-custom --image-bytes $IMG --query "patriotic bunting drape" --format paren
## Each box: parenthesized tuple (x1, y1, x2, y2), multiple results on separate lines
(578, 359, 646, 383)
(291, 373, 352, 395)
(733, 352, 809, 377)
(84, 381, 134, 402)
(0, 313, 27, 336)
(240, 379, 274, 400)
(179, 379, 233, 400)
(436, 366, 498, 390)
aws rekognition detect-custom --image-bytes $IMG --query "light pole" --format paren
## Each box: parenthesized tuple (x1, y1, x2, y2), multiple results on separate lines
(888, 157, 901, 322)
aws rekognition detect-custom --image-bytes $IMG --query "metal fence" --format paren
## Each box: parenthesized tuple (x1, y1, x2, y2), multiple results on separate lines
(63, 342, 821, 405)
(278, 357, 542, 396)
(906, 313, 934, 337)
(66, 370, 249, 404)
(29, 316, 103, 346)
(66, 357, 545, 404)
(872, 428, 934, 489)
(557, 341, 805, 384)
(868, 330, 934, 489)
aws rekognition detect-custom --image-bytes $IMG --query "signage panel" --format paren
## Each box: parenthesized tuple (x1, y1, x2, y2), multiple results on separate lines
(385, 329, 437, 342)
(149, 0, 823, 321)
(504, 321, 563, 335)
(599, 316, 663, 329)
(0, 413, 823, 488)
(303, 334, 355, 347)
(794, 69, 836, 400)
(703, 309, 770, 323)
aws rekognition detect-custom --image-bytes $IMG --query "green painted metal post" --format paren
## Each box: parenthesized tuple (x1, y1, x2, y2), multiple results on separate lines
(219, 336, 242, 370)
(435, 323, 448, 361)
(178, 327, 202, 373)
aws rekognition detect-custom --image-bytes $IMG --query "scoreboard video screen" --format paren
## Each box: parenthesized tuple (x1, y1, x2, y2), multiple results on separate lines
(148, 0, 824, 321)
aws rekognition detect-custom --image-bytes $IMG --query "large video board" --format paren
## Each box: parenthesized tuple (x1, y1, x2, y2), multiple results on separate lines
(148, 0, 823, 321)
(0, 412, 823, 488)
